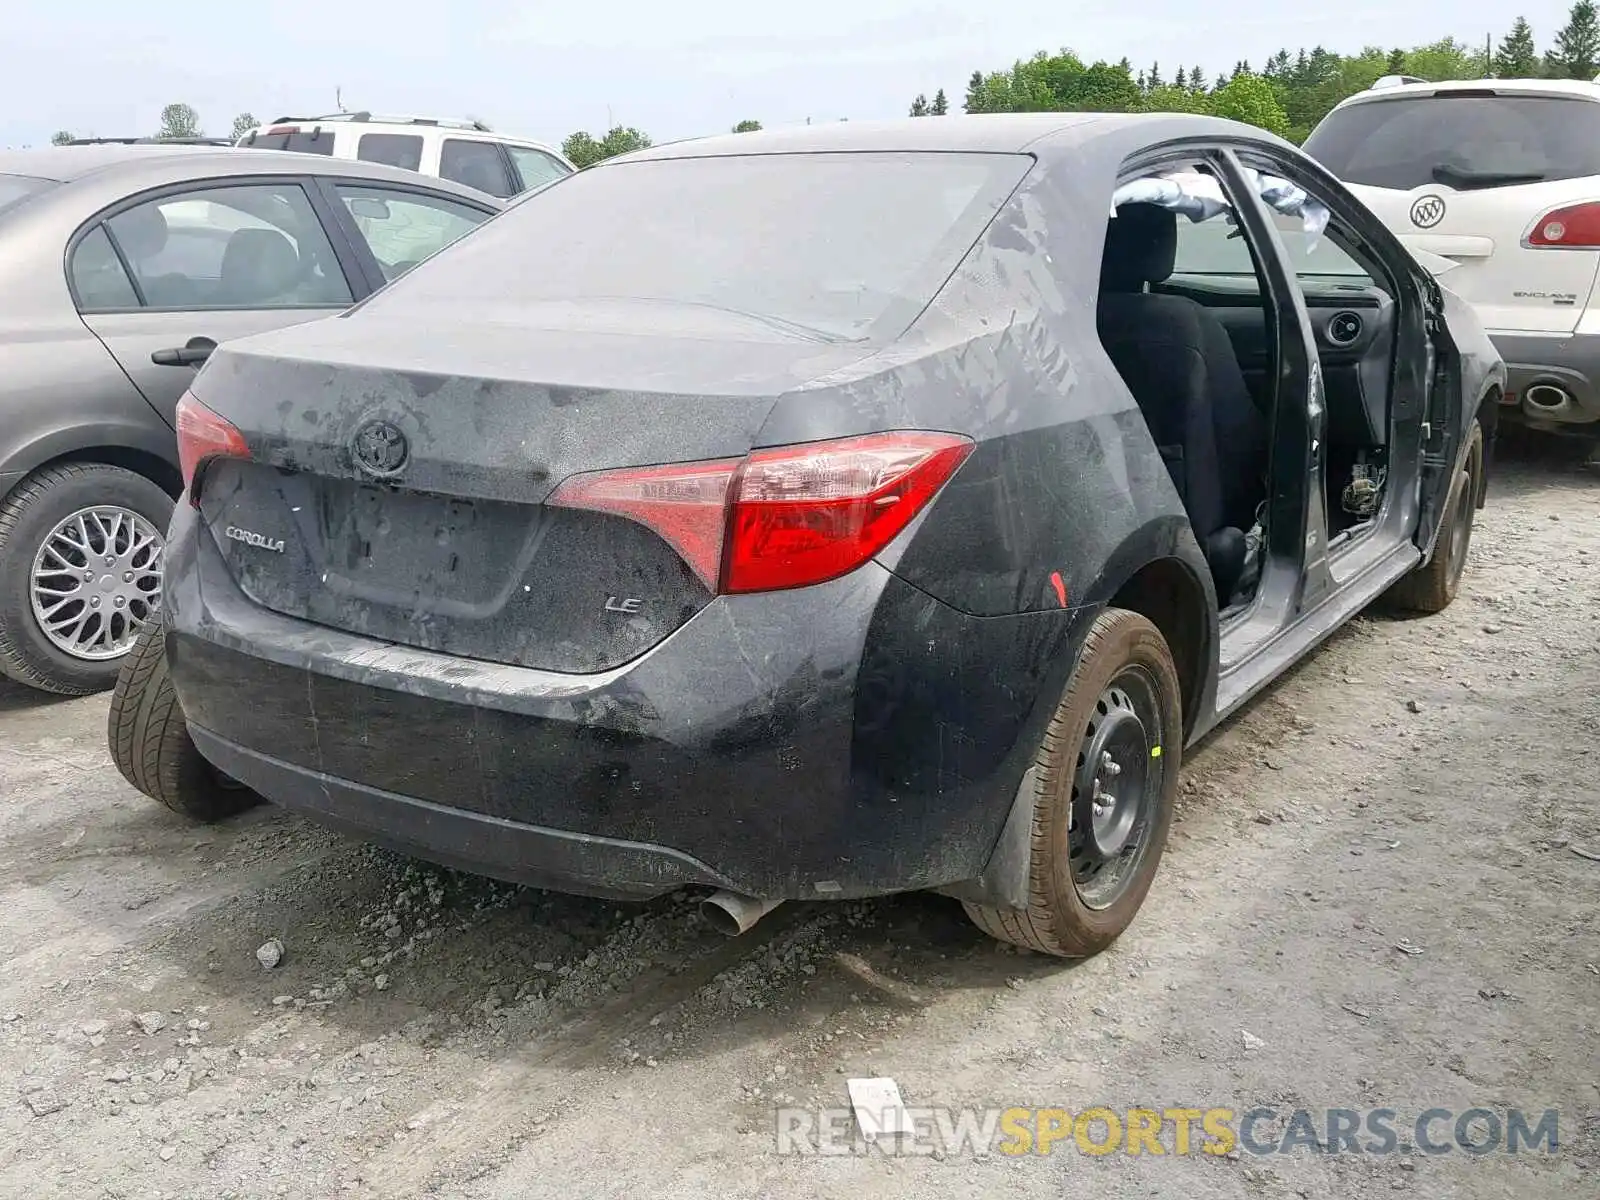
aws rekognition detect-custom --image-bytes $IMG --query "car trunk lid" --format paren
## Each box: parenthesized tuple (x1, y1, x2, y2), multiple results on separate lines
(191, 311, 875, 674)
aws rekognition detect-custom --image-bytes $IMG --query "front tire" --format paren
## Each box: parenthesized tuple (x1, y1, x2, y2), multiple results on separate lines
(107, 613, 260, 822)
(1386, 423, 1483, 615)
(0, 463, 172, 695)
(963, 608, 1182, 958)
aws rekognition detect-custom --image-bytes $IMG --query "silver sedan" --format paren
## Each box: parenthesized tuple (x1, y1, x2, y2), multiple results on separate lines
(0, 145, 500, 693)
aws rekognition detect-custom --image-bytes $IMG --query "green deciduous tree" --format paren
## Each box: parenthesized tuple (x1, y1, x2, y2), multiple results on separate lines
(1495, 18, 1540, 77)
(1141, 84, 1212, 115)
(1547, 1, 1600, 78)
(732, 119, 762, 132)
(561, 125, 652, 168)
(1406, 38, 1488, 82)
(1210, 72, 1290, 136)
(156, 103, 201, 140)
(51, 130, 74, 145)
(909, 94, 930, 116)
(230, 112, 258, 141)
(941, 28, 1521, 144)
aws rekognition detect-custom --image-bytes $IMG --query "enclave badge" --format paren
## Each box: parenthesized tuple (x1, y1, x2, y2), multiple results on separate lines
(351, 419, 409, 477)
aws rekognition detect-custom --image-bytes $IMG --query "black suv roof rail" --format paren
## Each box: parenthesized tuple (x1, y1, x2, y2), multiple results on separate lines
(64, 136, 235, 146)
(263, 112, 493, 133)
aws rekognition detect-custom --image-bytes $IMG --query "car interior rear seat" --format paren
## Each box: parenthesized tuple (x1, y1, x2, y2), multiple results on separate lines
(1095, 202, 1269, 601)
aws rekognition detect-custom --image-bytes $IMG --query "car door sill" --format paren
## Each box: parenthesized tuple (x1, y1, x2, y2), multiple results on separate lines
(1209, 538, 1420, 732)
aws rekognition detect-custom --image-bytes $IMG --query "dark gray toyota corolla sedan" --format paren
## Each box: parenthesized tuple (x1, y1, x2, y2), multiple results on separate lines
(110, 114, 1503, 957)
(0, 146, 499, 694)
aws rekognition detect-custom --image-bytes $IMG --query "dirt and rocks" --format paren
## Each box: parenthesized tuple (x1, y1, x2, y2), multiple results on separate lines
(1, 437, 1596, 1200)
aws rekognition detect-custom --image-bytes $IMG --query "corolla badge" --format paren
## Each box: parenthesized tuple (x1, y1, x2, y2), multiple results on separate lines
(351, 419, 409, 477)
(1410, 194, 1447, 229)
(225, 526, 285, 553)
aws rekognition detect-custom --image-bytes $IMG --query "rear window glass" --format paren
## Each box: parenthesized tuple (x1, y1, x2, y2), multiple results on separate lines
(243, 130, 334, 155)
(439, 139, 516, 198)
(505, 145, 570, 192)
(358, 133, 423, 172)
(372, 151, 1031, 340)
(0, 173, 56, 217)
(1304, 94, 1600, 190)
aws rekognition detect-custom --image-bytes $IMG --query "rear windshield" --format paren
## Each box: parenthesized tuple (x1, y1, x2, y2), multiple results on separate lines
(370, 151, 1031, 340)
(1304, 93, 1600, 190)
(0, 173, 56, 217)
(241, 130, 335, 155)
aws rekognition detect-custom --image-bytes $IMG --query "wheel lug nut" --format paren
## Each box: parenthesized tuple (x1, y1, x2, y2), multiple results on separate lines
(123, 572, 133, 583)
(103, 555, 115, 567)
(90, 597, 100, 608)
(83, 570, 94, 581)
(114, 596, 126, 609)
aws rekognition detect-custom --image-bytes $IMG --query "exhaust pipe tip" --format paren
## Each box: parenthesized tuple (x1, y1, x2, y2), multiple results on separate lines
(1524, 382, 1573, 411)
(699, 890, 784, 936)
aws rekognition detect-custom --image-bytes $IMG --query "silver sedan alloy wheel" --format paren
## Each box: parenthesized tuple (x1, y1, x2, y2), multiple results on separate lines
(29, 505, 164, 661)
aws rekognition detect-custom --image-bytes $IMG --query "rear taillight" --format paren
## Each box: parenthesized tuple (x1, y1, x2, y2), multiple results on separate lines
(723, 433, 974, 593)
(1525, 202, 1600, 248)
(547, 431, 974, 594)
(176, 393, 249, 507)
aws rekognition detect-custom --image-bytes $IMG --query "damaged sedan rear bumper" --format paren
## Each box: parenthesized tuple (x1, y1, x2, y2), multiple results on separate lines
(162, 505, 1075, 901)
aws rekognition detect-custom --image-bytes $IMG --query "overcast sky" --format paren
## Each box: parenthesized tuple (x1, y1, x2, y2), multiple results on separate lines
(1, 2, 1582, 150)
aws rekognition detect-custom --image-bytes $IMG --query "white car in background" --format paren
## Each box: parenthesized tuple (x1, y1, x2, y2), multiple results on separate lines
(1304, 76, 1600, 441)
(237, 112, 574, 201)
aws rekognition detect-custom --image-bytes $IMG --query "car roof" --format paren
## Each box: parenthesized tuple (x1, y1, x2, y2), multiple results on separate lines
(237, 115, 568, 156)
(1331, 77, 1600, 112)
(0, 145, 502, 205)
(620, 112, 1267, 163)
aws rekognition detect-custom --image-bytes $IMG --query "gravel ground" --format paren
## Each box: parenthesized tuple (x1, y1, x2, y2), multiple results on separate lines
(1, 437, 1596, 1200)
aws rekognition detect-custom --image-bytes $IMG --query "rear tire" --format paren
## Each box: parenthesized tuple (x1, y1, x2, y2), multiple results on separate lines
(963, 608, 1182, 958)
(107, 613, 259, 822)
(0, 463, 172, 695)
(1386, 423, 1483, 615)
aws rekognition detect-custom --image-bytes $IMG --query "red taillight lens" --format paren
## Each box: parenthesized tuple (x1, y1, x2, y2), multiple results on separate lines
(1525, 202, 1600, 248)
(546, 431, 974, 594)
(723, 432, 974, 593)
(176, 393, 249, 507)
(546, 457, 740, 589)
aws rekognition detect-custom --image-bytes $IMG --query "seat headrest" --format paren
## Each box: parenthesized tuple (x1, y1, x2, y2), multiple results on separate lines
(218, 228, 301, 303)
(1100, 203, 1178, 293)
(112, 205, 169, 260)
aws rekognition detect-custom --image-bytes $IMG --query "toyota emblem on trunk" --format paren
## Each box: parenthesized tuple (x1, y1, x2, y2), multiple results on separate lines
(351, 419, 409, 477)
(1410, 194, 1447, 229)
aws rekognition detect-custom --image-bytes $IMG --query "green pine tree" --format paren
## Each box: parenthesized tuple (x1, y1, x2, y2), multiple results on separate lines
(962, 70, 986, 113)
(1494, 17, 1540, 77)
(1547, 1, 1600, 78)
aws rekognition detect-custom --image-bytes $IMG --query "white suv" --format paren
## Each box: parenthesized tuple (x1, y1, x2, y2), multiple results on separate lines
(1304, 76, 1600, 437)
(236, 112, 574, 201)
